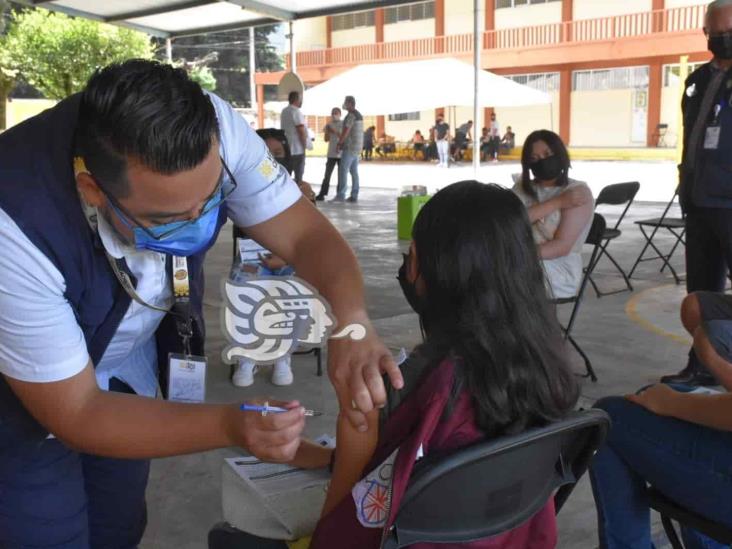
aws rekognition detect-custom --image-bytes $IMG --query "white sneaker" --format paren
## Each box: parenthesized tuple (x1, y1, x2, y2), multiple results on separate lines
(271, 357, 293, 386)
(232, 360, 258, 387)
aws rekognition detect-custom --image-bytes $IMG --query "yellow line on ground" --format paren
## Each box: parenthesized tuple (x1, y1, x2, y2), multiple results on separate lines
(625, 285, 692, 346)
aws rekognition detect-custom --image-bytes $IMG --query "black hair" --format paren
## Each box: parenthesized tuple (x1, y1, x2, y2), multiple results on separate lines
(288, 91, 300, 104)
(520, 129, 571, 201)
(411, 181, 578, 437)
(331, 107, 341, 115)
(75, 59, 220, 198)
(256, 127, 291, 160)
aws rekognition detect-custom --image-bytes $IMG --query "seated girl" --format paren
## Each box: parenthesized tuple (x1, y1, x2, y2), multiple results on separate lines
(229, 181, 579, 548)
(512, 130, 594, 299)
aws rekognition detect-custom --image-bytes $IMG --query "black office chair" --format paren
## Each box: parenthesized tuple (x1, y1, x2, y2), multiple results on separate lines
(230, 224, 324, 378)
(589, 182, 640, 297)
(382, 409, 611, 549)
(647, 487, 732, 549)
(628, 187, 686, 285)
(553, 213, 606, 382)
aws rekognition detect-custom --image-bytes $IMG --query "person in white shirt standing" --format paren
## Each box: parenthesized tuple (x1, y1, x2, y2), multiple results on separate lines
(280, 91, 308, 183)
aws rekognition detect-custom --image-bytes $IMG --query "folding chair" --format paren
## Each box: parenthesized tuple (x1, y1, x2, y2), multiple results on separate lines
(628, 187, 686, 285)
(588, 182, 640, 297)
(382, 409, 610, 549)
(647, 487, 732, 549)
(231, 224, 324, 378)
(553, 213, 606, 382)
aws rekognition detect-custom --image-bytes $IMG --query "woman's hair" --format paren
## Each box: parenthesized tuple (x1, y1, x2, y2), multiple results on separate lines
(520, 129, 571, 201)
(411, 181, 578, 437)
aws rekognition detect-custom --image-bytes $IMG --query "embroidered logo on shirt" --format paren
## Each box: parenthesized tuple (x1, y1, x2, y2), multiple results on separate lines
(257, 150, 281, 183)
(352, 449, 398, 528)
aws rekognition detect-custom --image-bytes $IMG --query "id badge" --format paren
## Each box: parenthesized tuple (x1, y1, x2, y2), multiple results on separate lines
(167, 353, 207, 403)
(704, 126, 721, 150)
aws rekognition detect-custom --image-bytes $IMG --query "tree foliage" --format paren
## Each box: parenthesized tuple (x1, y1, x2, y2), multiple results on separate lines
(187, 64, 217, 91)
(4, 9, 152, 99)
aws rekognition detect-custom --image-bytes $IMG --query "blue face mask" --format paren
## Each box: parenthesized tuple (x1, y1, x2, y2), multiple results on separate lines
(108, 191, 222, 257)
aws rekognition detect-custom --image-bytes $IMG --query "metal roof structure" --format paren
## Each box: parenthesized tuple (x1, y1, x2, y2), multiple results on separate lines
(14, 1, 425, 37)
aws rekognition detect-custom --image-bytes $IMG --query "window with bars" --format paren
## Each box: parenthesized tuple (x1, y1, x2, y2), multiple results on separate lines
(506, 72, 560, 93)
(496, 0, 561, 9)
(663, 63, 705, 87)
(572, 67, 650, 91)
(332, 10, 375, 31)
(384, 1, 435, 24)
(388, 112, 421, 121)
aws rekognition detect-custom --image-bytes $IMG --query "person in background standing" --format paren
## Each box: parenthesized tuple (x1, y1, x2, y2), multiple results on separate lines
(362, 125, 375, 161)
(432, 114, 450, 168)
(317, 107, 342, 201)
(334, 95, 364, 203)
(662, 0, 732, 387)
(487, 112, 501, 162)
(280, 91, 307, 183)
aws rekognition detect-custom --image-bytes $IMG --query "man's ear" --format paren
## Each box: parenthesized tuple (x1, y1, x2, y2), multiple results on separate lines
(76, 172, 106, 208)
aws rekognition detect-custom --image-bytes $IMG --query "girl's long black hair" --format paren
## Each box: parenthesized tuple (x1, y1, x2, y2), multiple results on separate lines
(412, 181, 578, 438)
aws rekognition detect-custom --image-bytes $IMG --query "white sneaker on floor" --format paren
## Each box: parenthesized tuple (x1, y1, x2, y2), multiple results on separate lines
(232, 360, 258, 387)
(271, 357, 293, 386)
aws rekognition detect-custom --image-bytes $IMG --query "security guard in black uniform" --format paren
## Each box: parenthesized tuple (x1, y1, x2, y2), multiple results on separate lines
(663, 0, 732, 386)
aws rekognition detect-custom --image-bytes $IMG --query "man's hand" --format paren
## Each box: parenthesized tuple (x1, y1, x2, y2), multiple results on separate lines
(626, 384, 679, 417)
(229, 398, 305, 462)
(557, 187, 591, 210)
(328, 319, 404, 432)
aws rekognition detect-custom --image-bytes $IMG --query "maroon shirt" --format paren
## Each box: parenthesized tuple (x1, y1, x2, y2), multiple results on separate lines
(310, 359, 557, 549)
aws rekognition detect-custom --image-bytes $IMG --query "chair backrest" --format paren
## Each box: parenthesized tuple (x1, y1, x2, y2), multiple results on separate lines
(657, 123, 669, 131)
(383, 409, 610, 549)
(585, 212, 607, 248)
(595, 182, 640, 231)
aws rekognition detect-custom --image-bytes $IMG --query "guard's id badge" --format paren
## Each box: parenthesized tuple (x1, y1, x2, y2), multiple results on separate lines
(167, 353, 207, 403)
(704, 125, 721, 150)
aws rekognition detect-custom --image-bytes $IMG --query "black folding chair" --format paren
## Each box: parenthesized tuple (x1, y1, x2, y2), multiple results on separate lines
(231, 225, 323, 378)
(628, 187, 686, 285)
(647, 487, 732, 549)
(553, 213, 606, 382)
(588, 182, 640, 297)
(382, 409, 610, 549)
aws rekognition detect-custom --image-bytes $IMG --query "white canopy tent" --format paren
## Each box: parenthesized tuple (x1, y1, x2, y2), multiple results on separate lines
(296, 58, 551, 116)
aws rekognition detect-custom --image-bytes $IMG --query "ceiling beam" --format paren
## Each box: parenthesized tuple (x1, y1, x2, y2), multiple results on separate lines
(168, 17, 280, 38)
(292, 0, 428, 19)
(225, 0, 294, 21)
(105, 1, 218, 23)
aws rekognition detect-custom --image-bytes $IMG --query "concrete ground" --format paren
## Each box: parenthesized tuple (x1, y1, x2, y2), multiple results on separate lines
(141, 159, 691, 548)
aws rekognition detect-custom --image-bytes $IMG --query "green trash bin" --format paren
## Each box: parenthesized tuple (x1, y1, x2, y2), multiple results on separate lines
(397, 194, 431, 240)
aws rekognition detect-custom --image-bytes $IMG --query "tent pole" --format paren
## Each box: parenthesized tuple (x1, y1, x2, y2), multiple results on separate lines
(165, 38, 173, 63)
(249, 26, 257, 113)
(472, 0, 481, 174)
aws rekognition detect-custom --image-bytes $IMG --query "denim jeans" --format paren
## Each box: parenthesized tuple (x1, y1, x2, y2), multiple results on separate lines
(590, 392, 732, 549)
(337, 151, 359, 199)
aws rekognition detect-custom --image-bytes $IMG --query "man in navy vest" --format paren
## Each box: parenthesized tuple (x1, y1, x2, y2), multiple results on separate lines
(663, 0, 732, 386)
(0, 60, 403, 547)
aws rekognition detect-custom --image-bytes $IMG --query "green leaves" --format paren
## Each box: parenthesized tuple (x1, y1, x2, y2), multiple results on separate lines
(4, 9, 152, 99)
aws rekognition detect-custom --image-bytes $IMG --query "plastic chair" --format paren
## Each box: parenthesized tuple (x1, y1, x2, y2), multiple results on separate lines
(647, 487, 732, 549)
(553, 213, 606, 382)
(628, 187, 686, 285)
(382, 409, 611, 549)
(589, 182, 640, 297)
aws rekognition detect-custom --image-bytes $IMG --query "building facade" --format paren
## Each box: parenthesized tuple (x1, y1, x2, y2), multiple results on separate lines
(255, 0, 709, 148)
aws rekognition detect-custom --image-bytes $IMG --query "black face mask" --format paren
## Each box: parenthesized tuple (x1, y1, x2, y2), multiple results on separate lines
(530, 155, 564, 182)
(709, 32, 732, 60)
(397, 253, 424, 315)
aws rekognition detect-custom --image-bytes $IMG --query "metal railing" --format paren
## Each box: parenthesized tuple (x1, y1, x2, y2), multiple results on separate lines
(287, 4, 706, 68)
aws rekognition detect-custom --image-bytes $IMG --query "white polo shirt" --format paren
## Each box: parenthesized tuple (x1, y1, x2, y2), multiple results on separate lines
(0, 92, 302, 395)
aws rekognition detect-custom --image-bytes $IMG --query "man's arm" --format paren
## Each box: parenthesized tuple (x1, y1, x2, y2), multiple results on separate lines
(5, 364, 305, 460)
(245, 199, 404, 430)
(337, 119, 352, 150)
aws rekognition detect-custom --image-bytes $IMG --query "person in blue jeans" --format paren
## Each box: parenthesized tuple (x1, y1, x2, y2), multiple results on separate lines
(333, 95, 363, 203)
(591, 291, 732, 549)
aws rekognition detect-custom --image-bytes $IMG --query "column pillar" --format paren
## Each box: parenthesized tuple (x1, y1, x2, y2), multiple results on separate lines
(257, 84, 265, 129)
(435, 0, 445, 53)
(647, 62, 663, 146)
(559, 69, 572, 144)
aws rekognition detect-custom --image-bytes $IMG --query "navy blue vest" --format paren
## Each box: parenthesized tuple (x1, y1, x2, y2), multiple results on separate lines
(0, 95, 228, 453)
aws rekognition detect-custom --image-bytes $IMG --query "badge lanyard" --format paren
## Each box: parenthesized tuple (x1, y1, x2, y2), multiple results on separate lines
(105, 253, 194, 356)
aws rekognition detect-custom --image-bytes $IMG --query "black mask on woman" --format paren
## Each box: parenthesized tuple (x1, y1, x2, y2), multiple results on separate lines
(530, 155, 564, 181)
(397, 253, 424, 315)
(709, 32, 732, 60)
